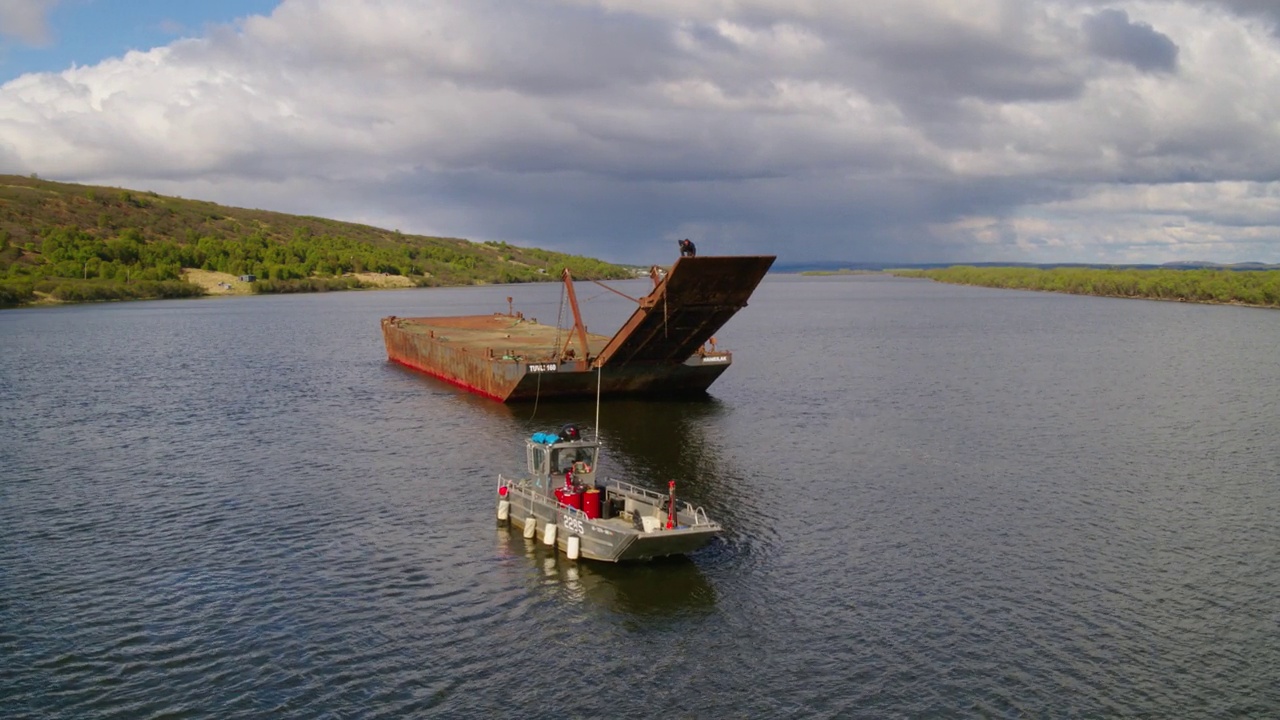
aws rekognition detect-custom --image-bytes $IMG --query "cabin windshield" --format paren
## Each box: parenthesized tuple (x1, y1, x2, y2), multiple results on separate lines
(527, 444, 549, 476)
(552, 445, 597, 475)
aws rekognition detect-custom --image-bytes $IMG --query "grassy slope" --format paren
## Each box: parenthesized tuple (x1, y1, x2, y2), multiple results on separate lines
(0, 174, 634, 307)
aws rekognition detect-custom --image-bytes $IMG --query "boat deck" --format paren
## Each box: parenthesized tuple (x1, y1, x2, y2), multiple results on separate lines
(386, 255, 774, 368)
(386, 314, 612, 362)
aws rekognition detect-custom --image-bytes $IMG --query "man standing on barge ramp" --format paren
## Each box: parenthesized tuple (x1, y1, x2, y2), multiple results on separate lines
(679, 238, 697, 257)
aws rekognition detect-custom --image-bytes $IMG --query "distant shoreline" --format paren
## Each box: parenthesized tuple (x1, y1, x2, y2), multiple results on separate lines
(182, 268, 417, 295)
(885, 266, 1280, 309)
(4, 268, 482, 310)
(797, 269, 880, 276)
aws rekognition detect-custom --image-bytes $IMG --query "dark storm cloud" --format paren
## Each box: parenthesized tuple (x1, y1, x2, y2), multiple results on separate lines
(1204, 0, 1280, 30)
(844, 21, 1082, 104)
(1083, 9, 1180, 72)
(5, 0, 1280, 265)
(321, 161, 1082, 266)
(0, 0, 57, 45)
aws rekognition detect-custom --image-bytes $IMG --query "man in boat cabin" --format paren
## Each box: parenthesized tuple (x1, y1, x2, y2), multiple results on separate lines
(557, 447, 592, 475)
(559, 453, 592, 491)
(679, 238, 697, 257)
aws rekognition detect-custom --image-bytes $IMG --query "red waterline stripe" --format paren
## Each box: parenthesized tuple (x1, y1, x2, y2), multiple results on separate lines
(389, 357, 507, 402)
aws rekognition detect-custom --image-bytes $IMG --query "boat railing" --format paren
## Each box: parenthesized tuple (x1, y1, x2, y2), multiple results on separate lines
(502, 474, 714, 527)
(691, 505, 711, 525)
(500, 473, 553, 492)
(499, 474, 588, 516)
(607, 478, 667, 504)
(606, 478, 716, 527)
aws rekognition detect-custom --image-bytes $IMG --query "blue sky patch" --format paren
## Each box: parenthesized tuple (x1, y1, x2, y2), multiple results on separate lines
(1, 0, 280, 82)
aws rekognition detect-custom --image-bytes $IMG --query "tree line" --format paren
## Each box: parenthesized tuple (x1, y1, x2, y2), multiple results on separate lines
(888, 266, 1280, 308)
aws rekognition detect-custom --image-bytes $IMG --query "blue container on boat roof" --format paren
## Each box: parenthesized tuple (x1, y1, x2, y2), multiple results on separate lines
(531, 432, 547, 443)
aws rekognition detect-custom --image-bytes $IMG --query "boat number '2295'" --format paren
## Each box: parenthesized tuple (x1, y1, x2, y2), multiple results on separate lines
(562, 516, 585, 535)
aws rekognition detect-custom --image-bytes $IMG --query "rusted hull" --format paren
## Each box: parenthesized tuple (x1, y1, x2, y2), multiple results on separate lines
(503, 357, 731, 401)
(383, 317, 732, 401)
(382, 315, 529, 401)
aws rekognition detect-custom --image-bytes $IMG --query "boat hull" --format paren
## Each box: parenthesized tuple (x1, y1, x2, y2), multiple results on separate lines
(499, 479, 720, 562)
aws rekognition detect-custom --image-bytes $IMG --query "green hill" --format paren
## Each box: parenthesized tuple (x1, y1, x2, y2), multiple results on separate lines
(0, 174, 633, 308)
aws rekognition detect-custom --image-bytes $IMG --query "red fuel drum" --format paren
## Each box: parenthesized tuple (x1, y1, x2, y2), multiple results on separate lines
(581, 489, 601, 519)
(554, 488, 583, 510)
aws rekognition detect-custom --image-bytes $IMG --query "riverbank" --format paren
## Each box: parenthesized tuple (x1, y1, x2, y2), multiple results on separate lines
(888, 266, 1280, 309)
(182, 269, 254, 295)
(181, 269, 416, 295)
(2, 269, 455, 309)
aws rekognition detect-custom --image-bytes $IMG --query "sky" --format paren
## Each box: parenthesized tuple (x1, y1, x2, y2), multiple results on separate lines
(3, 1, 1280, 266)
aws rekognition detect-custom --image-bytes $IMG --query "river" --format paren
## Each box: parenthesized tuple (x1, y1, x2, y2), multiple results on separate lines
(2, 274, 1278, 718)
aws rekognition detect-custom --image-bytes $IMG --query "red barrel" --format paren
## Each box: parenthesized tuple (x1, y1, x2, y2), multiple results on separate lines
(555, 488, 583, 510)
(581, 489, 601, 519)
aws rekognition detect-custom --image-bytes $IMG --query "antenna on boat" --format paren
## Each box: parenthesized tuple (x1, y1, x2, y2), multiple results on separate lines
(594, 363, 602, 441)
(559, 268, 591, 363)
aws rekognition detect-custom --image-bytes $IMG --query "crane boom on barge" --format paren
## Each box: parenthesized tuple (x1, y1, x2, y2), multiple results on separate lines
(381, 254, 775, 402)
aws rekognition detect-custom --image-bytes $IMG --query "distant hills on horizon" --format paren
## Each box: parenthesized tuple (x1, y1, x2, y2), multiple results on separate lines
(771, 260, 1280, 273)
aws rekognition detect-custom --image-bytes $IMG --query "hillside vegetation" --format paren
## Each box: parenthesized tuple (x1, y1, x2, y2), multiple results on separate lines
(889, 265, 1280, 308)
(0, 175, 633, 308)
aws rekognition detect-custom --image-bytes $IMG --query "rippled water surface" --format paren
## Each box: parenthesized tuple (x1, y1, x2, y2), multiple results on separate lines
(3, 276, 1279, 718)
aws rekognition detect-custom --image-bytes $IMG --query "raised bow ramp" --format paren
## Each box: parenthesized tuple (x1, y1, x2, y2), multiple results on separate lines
(594, 255, 776, 367)
(381, 254, 776, 402)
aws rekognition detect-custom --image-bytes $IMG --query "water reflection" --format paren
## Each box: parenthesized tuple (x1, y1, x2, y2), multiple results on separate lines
(573, 556, 717, 618)
(506, 398, 731, 492)
(437, 384, 736, 492)
(494, 529, 717, 618)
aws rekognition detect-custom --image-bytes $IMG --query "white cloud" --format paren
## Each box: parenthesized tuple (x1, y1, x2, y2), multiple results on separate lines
(2, 0, 1280, 264)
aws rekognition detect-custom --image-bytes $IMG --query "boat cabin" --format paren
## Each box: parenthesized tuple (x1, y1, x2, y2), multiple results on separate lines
(527, 438, 598, 487)
(526, 424, 598, 488)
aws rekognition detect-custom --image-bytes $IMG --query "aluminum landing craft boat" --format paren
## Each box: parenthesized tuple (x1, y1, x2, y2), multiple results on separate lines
(496, 424, 721, 562)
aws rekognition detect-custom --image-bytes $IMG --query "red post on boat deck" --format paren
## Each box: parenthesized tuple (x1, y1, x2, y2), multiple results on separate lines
(667, 480, 676, 529)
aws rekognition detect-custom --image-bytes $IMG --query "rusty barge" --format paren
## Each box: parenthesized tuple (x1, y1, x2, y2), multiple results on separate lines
(381, 254, 775, 402)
